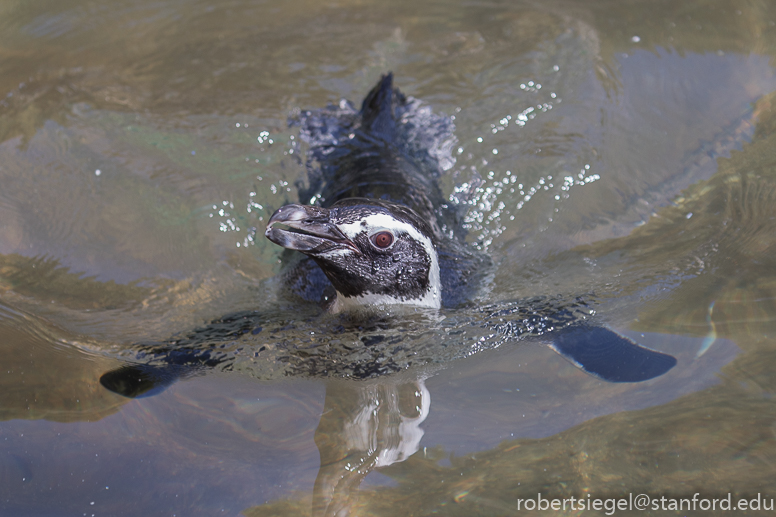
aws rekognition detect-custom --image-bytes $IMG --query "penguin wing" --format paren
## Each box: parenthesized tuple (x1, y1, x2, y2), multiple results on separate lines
(549, 326, 677, 383)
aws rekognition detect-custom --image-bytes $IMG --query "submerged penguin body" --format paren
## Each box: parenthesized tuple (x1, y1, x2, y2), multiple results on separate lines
(100, 75, 676, 398)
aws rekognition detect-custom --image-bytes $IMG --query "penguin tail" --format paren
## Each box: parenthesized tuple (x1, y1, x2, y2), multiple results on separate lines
(359, 72, 405, 139)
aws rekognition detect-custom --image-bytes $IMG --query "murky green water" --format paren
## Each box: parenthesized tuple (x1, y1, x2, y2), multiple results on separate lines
(2, 0, 776, 515)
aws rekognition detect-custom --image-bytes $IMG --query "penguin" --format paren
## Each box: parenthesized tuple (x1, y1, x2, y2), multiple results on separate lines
(100, 74, 676, 398)
(268, 73, 491, 312)
(265, 73, 675, 378)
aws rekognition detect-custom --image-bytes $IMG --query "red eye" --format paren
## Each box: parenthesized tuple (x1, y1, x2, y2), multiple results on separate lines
(371, 231, 394, 249)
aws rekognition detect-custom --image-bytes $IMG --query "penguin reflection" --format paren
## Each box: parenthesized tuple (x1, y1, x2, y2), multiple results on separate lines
(312, 378, 430, 517)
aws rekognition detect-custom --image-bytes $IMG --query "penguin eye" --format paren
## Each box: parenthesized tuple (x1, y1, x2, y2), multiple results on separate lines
(370, 231, 394, 249)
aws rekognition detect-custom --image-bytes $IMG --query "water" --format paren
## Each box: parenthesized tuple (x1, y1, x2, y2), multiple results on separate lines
(2, 0, 776, 515)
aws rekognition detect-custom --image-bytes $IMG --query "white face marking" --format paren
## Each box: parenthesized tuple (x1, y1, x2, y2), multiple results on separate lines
(316, 247, 353, 259)
(330, 213, 441, 313)
(330, 291, 427, 313)
(338, 213, 413, 239)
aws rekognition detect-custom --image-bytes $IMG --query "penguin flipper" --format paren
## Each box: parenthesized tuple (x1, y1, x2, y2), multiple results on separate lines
(100, 364, 185, 398)
(99, 310, 264, 398)
(550, 326, 677, 383)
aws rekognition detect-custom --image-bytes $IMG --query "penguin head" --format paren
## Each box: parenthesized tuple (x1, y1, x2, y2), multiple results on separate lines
(265, 198, 440, 312)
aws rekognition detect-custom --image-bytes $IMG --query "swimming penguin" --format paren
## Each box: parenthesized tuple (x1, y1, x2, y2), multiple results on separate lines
(100, 74, 676, 398)
(268, 73, 491, 312)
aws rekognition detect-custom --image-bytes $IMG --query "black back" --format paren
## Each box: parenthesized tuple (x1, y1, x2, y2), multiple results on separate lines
(293, 73, 490, 307)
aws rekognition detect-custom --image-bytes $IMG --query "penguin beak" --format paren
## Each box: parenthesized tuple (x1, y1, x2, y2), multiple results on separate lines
(265, 204, 360, 254)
